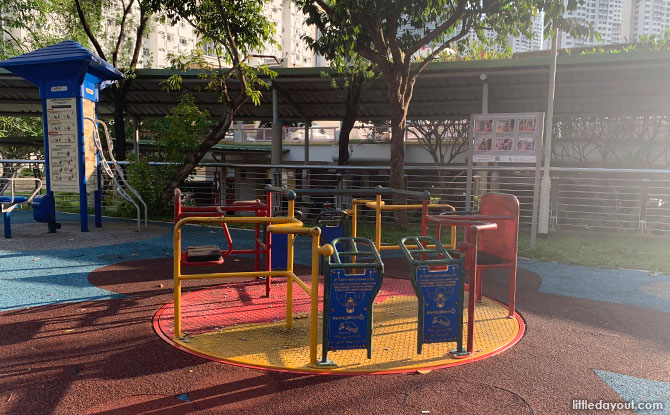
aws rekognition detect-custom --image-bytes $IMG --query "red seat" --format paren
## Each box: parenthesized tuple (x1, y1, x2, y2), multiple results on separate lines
(470, 193, 519, 317)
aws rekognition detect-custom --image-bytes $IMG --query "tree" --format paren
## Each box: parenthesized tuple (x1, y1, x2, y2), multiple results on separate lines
(302, 31, 377, 165)
(0, 0, 53, 58)
(73, 0, 151, 161)
(148, 0, 275, 204)
(124, 94, 210, 215)
(297, 0, 588, 225)
(333, 58, 376, 165)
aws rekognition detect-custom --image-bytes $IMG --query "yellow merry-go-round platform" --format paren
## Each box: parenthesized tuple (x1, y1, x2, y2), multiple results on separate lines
(154, 275, 523, 374)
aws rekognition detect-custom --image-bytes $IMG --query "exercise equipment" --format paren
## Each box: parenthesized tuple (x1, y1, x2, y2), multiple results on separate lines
(0, 41, 141, 233)
(320, 237, 384, 364)
(399, 236, 466, 357)
(1, 177, 42, 238)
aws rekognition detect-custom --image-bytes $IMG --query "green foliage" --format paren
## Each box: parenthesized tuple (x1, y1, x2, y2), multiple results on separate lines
(154, 0, 274, 61)
(0, 0, 97, 59)
(297, 0, 591, 69)
(124, 94, 212, 216)
(0, 117, 42, 137)
(0, 117, 44, 161)
(147, 0, 279, 204)
(156, 0, 277, 107)
(580, 29, 670, 55)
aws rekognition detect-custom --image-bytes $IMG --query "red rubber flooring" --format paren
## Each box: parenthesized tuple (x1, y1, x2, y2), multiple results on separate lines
(1, 256, 668, 414)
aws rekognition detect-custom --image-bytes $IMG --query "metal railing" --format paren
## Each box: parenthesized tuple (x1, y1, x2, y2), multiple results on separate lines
(3, 158, 670, 234)
(232, 127, 338, 143)
(229, 126, 432, 143)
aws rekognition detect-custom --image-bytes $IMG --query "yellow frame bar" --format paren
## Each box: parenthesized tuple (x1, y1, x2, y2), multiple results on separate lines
(173, 212, 331, 366)
(350, 198, 457, 252)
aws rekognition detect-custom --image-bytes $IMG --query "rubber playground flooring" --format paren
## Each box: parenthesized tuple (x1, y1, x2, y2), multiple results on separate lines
(154, 277, 522, 373)
(1, 212, 669, 415)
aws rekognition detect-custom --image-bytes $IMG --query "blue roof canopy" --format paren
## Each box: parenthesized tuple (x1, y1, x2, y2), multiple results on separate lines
(0, 41, 124, 100)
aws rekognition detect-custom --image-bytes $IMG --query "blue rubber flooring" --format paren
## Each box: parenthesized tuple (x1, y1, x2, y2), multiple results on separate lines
(519, 259, 670, 314)
(0, 211, 264, 311)
(595, 370, 670, 415)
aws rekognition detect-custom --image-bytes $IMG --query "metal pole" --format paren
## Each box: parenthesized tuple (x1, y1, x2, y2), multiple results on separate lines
(304, 120, 310, 163)
(537, 33, 558, 241)
(466, 74, 487, 211)
(481, 75, 488, 114)
(133, 116, 140, 161)
(271, 85, 282, 186)
(271, 85, 281, 165)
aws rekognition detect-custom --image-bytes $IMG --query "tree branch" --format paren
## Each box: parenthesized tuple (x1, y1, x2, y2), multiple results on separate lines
(355, 40, 389, 71)
(118, 2, 149, 102)
(313, 0, 333, 16)
(411, 20, 471, 76)
(73, 0, 107, 61)
(112, 0, 136, 67)
(386, 0, 408, 65)
(0, 27, 28, 54)
(406, 0, 467, 56)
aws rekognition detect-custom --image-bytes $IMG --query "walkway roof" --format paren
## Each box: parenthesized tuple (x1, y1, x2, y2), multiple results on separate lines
(1, 50, 669, 121)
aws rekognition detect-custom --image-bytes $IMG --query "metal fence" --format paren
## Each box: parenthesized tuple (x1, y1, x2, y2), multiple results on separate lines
(3, 159, 670, 234)
(229, 126, 432, 143)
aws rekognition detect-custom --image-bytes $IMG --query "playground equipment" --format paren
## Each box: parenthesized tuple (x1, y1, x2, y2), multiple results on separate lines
(173, 187, 334, 366)
(320, 237, 384, 364)
(1, 177, 42, 238)
(173, 188, 270, 292)
(170, 186, 521, 369)
(423, 213, 498, 353)
(399, 236, 467, 357)
(347, 189, 457, 252)
(316, 209, 348, 245)
(265, 185, 457, 253)
(428, 193, 520, 316)
(85, 118, 146, 231)
(0, 41, 133, 233)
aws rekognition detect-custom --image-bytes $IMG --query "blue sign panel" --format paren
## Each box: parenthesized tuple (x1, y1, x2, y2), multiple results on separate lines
(415, 264, 462, 344)
(326, 268, 381, 352)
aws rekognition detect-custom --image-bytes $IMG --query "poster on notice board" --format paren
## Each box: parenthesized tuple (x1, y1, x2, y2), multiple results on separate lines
(471, 112, 544, 163)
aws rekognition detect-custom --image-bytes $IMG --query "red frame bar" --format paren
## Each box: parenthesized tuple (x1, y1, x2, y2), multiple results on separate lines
(174, 189, 272, 296)
(423, 214, 497, 355)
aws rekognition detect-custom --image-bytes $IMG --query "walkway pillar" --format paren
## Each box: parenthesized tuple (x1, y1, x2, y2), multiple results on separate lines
(538, 34, 558, 239)
(304, 119, 310, 164)
(271, 85, 282, 186)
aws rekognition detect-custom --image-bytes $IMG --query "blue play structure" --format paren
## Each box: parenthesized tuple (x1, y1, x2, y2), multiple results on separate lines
(0, 41, 124, 237)
(1, 178, 43, 238)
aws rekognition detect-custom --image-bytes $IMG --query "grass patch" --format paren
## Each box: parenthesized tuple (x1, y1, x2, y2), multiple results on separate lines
(519, 230, 670, 274)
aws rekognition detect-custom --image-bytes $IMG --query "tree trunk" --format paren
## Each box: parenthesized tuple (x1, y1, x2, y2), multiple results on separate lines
(111, 78, 136, 162)
(338, 72, 365, 165)
(389, 96, 409, 228)
(113, 105, 126, 161)
(158, 111, 234, 205)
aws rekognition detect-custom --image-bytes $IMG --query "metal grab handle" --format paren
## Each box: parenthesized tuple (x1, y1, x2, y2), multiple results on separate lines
(0, 177, 43, 212)
(85, 117, 148, 231)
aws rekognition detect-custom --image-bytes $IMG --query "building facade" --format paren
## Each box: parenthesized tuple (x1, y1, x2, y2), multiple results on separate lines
(2, 1, 317, 69)
(553, 0, 625, 47)
(629, 0, 670, 38)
